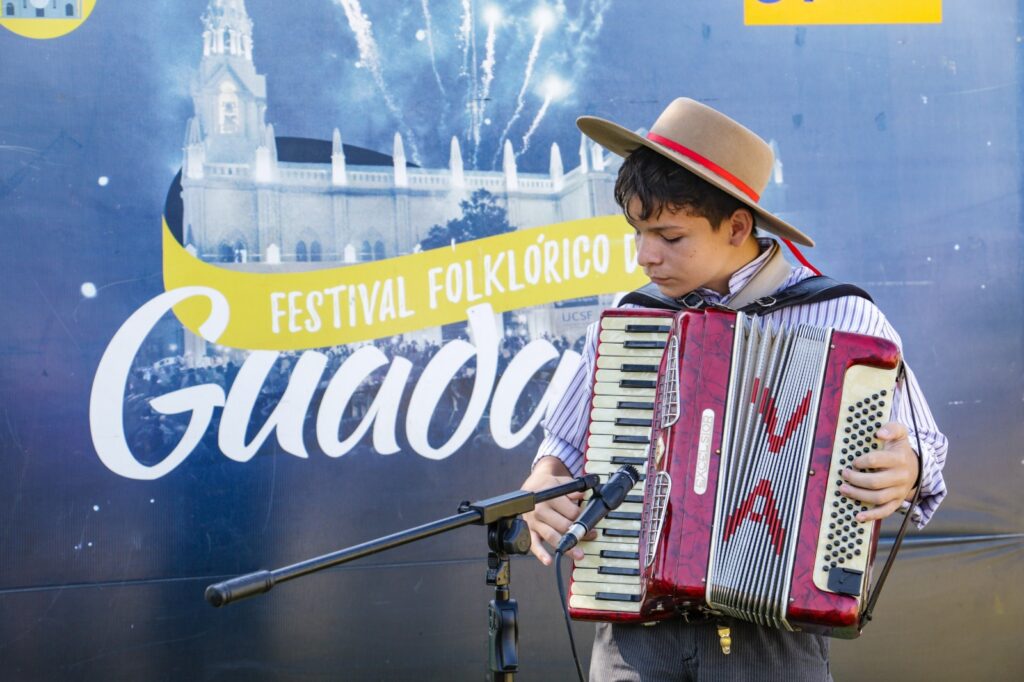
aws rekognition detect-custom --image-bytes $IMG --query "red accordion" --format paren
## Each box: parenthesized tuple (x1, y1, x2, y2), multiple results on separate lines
(568, 307, 901, 637)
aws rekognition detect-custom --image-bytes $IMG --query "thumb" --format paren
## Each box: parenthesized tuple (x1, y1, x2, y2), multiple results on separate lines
(876, 421, 908, 443)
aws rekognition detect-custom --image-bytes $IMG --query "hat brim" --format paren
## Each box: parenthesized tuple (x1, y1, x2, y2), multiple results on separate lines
(577, 115, 814, 247)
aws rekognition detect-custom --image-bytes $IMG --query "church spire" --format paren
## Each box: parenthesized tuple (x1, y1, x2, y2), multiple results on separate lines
(202, 0, 254, 60)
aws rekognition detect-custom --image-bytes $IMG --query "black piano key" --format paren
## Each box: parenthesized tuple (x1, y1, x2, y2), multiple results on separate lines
(614, 417, 653, 427)
(595, 592, 642, 603)
(612, 435, 650, 444)
(598, 566, 641, 576)
(599, 549, 641, 560)
(608, 511, 642, 521)
(619, 379, 657, 389)
(623, 324, 671, 333)
(623, 340, 667, 349)
(620, 363, 659, 373)
(624, 494, 644, 504)
(616, 401, 655, 411)
(603, 528, 641, 538)
(610, 455, 647, 465)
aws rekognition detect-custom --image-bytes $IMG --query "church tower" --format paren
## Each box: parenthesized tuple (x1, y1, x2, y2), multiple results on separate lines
(188, 0, 270, 165)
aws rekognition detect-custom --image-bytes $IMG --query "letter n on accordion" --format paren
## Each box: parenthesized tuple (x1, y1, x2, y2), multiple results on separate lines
(567, 307, 901, 639)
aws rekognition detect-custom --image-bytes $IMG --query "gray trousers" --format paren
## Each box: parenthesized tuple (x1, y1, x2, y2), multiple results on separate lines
(589, 618, 832, 682)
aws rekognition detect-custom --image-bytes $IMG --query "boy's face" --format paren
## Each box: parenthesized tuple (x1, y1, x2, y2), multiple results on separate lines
(626, 197, 746, 298)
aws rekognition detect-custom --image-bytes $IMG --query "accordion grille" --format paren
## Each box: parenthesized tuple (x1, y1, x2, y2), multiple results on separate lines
(644, 471, 672, 568)
(707, 315, 831, 630)
(658, 335, 680, 429)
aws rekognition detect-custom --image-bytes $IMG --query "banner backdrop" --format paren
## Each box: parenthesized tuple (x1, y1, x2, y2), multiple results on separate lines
(1, 1, 1022, 679)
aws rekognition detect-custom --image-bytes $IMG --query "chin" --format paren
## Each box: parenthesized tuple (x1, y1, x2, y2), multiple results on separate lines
(651, 281, 685, 299)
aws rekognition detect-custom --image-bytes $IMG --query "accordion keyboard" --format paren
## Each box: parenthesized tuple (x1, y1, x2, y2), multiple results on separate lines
(569, 312, 673, 615)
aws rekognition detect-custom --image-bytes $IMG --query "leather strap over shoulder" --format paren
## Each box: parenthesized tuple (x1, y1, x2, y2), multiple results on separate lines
(617, 276, 873, 314)
(736, 276, 873, 314)
(616, 282, 695, 311)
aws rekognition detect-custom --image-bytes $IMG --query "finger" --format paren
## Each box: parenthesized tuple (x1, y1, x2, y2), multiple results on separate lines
(539, 525, 586, 562)
(875, 422, 907, 443)
(841, 467, 902, 491)
(533, 504, 578, 536)
(529, 530, 553, 566)
(550, 495, 586, 520)
(849, 448, 904, 472)
(855, 499, 901, 523)
(840, 483, 904, 507)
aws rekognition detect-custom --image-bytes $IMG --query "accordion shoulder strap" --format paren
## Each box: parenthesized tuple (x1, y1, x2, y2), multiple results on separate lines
(617, 275, 873, 313)
(736, 276, 874, 314)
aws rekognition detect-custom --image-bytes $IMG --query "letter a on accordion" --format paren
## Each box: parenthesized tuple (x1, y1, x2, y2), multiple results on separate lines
(567, 307, 901, 638)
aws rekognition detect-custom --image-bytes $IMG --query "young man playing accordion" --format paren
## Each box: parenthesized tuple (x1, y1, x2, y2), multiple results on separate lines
(520, 98, 948, 681)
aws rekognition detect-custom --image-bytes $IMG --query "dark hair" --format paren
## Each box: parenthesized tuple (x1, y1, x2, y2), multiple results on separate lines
(613, 146, 756, 230)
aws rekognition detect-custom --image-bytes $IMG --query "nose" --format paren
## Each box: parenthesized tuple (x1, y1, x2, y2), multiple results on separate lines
(635, 233, 663, 268)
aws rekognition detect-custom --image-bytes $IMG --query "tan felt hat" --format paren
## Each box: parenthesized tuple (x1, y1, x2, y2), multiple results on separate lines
(577, 97, 814, 247)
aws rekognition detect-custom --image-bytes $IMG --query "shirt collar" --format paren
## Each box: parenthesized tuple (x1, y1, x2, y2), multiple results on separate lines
(694, 238, 777, 306)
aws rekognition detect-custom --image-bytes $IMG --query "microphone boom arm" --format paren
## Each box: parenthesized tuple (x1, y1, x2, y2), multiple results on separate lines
(204, 474, 600, 608)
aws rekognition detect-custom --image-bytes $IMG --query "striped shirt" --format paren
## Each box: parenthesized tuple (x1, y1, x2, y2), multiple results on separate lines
(535, 239, 948, 527)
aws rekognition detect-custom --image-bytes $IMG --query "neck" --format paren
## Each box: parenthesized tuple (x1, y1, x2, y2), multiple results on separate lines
(705, 237, 763, 294)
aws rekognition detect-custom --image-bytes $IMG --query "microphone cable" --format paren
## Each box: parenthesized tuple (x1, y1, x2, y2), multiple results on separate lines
(555, 549, 587, 682)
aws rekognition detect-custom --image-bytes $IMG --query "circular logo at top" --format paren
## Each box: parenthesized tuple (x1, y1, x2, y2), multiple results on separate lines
(0, 0, 96, 39)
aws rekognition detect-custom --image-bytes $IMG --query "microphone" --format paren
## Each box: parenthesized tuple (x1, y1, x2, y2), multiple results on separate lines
(556, 465, 641, 555)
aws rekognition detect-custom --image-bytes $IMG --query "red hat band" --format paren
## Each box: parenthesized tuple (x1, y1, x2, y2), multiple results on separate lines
(646, 131, 762, 203)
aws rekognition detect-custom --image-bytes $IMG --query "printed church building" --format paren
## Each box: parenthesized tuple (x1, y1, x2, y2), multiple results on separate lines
(4, 0, 79, 18)
(180, 0, 621, 272)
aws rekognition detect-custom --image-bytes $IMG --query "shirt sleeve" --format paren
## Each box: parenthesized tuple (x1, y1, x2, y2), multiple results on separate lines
(782, 295, 949, 527)
(532, 320, 599, 476)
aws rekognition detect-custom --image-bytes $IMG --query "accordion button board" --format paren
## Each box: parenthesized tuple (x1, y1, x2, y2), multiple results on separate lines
(569, 310, 674, 617)
(813, 365, 897, 596)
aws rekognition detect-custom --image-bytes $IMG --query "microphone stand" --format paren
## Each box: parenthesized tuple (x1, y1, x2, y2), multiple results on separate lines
(205, 475, 599, 681)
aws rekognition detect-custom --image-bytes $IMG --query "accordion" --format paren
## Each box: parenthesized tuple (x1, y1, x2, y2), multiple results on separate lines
(568, 307, 901, 638)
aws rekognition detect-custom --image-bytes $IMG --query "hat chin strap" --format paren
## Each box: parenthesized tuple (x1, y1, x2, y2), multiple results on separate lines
(781, 239, 821, 276)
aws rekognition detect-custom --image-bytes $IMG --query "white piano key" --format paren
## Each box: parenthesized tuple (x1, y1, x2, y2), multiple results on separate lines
(569, 595, 642, 613)
(600, 316, 673, 331)
(570, 581, 642, 597)
(588, 422, 652, 438)
(584, 461, 648, 478)
(579, 539, 640, 555)
(575, 554, 639, 570)
(593, 381, 662, 397)
(594, 518, 641, 531)
(572, 568, 641, 585)
(595, 355, 662, 371)
(589, 407, 655, 424)
(595, 342, 665, 358)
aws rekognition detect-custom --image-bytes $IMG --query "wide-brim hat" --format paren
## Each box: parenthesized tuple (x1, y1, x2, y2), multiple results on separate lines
(577, 97, 814, 247)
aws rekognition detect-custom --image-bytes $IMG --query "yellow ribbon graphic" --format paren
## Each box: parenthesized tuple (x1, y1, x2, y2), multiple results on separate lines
(163, 215, 648, 351)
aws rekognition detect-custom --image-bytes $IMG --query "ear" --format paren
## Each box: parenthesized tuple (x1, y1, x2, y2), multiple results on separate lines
(727, 208, 755, 246)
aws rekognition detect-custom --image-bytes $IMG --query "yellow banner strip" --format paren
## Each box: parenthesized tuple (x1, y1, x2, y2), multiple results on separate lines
(744, 0, 942, 26)
(163, 216, 648, 351)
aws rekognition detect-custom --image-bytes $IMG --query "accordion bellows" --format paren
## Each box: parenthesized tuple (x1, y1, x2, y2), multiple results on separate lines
(568, 307, 901, 638)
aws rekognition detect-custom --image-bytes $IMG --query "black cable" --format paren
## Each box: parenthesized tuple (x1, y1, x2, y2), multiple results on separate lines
(554, 550, 586, 682)
(861, 363, 928, 626)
